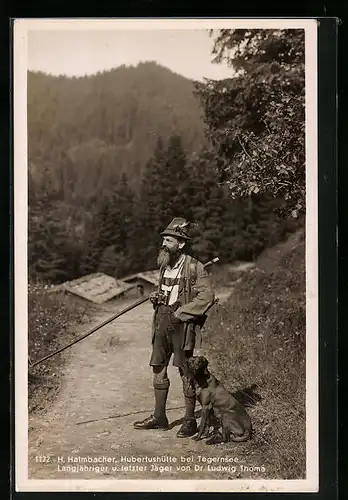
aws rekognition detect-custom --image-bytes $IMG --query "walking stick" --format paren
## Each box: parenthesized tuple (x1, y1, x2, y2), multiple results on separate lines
(29, 257, 219, 369)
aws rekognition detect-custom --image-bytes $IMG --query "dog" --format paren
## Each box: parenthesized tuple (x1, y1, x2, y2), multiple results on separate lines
(185, 356, 252, 444)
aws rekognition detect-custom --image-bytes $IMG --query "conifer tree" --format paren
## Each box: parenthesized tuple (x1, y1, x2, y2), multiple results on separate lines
(28, 168, 82, 283)
(187, 150, 224, 262)
(81, 172, 136, 278)
(138, 134, 191, 269)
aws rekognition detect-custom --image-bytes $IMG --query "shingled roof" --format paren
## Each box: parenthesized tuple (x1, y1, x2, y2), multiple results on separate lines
(122, 270, 160, 286)
(56, 272, 136, 304)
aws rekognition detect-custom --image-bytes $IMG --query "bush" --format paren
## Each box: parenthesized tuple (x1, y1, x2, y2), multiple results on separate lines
(202, 231, 305, 479)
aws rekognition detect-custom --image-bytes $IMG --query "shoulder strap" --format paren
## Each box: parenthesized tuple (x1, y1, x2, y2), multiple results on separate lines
(188, 256, 198, 285)
(157, 265, 166, 292)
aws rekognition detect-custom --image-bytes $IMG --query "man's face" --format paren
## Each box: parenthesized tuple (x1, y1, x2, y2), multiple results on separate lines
(162, 235, 182, 253)
(157, 235, 185, 268)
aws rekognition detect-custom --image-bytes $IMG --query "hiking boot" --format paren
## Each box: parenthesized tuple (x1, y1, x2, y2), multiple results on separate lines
(176, 418, 198, 438)
(133, 414, 169, 430)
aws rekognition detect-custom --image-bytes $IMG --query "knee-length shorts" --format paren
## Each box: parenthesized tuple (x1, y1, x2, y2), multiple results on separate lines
(149, 305, 192, 368)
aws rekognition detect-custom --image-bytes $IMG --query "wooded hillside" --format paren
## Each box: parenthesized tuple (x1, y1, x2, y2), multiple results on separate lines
(28, 31, 305, 284)
(28, 61, 206, 197)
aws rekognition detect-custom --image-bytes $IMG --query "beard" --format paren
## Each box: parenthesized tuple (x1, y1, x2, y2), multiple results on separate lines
(157, 247, 171, 269)
(157, 246, 181, 269)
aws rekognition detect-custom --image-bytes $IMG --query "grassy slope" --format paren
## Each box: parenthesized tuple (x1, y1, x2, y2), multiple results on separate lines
(28, 285, 97, 413)
(204, 228, 306, 479)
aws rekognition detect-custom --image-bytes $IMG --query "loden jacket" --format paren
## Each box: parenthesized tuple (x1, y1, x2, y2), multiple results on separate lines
(152, 254, 215, 350)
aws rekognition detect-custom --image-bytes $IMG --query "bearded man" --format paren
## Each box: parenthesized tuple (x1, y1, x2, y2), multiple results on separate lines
(133, 217, 215, 438)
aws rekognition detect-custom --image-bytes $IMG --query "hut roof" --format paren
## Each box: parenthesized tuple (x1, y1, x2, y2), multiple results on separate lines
(55, 272, 136, 304)
(122, 270, 159, 286)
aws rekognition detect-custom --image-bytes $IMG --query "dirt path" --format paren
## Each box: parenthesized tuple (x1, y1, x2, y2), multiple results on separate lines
(28, 292, 266, 481)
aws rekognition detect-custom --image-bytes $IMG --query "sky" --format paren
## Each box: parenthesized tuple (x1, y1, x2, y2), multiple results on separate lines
(27, 29, 233, 81)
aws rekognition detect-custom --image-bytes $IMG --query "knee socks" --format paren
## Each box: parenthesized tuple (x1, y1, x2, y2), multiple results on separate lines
(153, 382, 169, 419)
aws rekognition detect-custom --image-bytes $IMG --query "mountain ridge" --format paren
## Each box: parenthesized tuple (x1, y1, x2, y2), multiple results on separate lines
(28, 61, 208, 200)
(28, 60, 199, 82)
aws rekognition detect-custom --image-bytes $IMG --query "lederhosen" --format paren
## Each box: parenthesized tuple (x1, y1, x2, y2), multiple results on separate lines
(149, 255, 197, 368)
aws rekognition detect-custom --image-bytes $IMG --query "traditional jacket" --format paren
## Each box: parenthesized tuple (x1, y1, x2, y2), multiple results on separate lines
(152, 254, 215, 350)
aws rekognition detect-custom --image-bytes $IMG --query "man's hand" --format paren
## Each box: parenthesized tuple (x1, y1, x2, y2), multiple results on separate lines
(149, 291, 159, 305)
(169, 301, 183, 324)
(170, 311, 183, 325)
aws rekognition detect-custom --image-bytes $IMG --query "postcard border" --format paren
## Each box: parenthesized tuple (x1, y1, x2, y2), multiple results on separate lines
(10, 16, 338, 498)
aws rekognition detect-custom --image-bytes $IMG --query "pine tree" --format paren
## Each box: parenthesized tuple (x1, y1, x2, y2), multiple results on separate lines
(136, 136, 165, 269)
(80, 172, 137, 278)
(187, 151, 222, 262)
(164, 135, 192, 222)
(28, 167, 82, 283)
(138, 134, 192, 270)
(28, 198, 81, 283)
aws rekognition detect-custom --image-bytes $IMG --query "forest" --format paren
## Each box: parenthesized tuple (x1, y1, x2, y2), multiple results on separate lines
(28, 29, 305, 284)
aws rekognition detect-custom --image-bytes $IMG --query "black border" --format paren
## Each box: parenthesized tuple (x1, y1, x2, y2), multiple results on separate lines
(337, 8, 348, 500)
(8, 15, 339, 500)
(317, 16, 338, 500)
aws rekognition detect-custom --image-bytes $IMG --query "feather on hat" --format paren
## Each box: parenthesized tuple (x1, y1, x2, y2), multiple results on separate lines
(160, 217, 191, 240)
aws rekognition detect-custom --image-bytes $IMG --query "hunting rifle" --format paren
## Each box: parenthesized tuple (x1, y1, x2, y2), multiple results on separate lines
(29, 256, 219, 369)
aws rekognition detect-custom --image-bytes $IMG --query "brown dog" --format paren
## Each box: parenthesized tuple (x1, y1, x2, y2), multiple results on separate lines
(185, 356, 252, 444)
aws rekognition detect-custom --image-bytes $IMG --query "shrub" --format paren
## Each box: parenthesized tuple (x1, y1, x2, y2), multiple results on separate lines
(202, 231, 306, 479)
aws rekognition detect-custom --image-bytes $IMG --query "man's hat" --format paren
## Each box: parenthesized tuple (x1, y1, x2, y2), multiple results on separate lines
(161, 217, 191, 241)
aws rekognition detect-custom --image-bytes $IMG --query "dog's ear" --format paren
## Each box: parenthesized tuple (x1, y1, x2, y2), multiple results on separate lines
(202, 356, 209, 367)
(199, 356, 209, 370)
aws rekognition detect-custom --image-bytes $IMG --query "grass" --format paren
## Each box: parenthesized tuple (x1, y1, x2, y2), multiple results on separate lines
(202, 229, 306, 479)
(27, 230, 306, 478)
(28, 283, 97, 413)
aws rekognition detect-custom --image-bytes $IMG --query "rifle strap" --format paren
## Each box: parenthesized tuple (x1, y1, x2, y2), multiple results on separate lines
(188, 256, 198, 286)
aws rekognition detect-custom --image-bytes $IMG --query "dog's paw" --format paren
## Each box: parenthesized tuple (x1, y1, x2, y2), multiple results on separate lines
(205, 433, 223, 445)
(200, 430, 211, 439)
(191, 435, 201, 441)
(205, 438, 218, 445)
